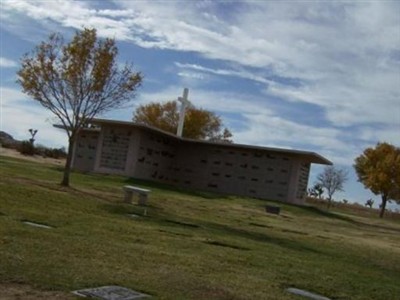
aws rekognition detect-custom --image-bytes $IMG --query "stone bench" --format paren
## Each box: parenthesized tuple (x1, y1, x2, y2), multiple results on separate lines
(123, 185, 151, 206)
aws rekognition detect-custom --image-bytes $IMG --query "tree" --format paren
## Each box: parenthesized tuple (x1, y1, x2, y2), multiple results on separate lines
(308, 183, 324, 199)
(316, 166, 348, 209)
(354, 142, 400, 218)
(365, 199, 374, 208)
(17, 28, 142, 187)
(133, 100, 233, 142)
(28, 129, 38, 145)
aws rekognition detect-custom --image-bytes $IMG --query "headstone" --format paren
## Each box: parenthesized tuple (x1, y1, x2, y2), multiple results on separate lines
(22, 221, 52, 229)
(128, 214, 140, 218)
(265, 205, 280, 215)
(286, 288, 331, 300)
(73, 285, 150, 300)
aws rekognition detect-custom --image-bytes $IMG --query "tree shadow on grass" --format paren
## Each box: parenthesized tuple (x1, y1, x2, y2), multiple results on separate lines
(100, 203, 135, 215)
(299, 205, 400, 233)
(298, 206, 354, 222)
(123, 177, 231, 200)
(49, 166, 65, 172)
(204, 240, 251, 251)
(96, 194, 325, 255)
(144, 210, 324, 255)
(67, 186, 118, 203)
(199, 220, 324, 254)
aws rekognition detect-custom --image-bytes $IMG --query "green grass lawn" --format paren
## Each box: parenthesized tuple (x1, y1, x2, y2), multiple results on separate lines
(1, 155, 399, 299)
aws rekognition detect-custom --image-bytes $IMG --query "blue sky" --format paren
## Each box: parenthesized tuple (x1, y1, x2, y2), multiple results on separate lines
(1, 0, 399, 209)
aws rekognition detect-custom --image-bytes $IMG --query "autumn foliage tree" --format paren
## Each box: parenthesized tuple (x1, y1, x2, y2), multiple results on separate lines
(354, 142, 400, 218)
(133, 101, 233, 142)
(17, 28, 142, 186)
(316, 166, 348, 209)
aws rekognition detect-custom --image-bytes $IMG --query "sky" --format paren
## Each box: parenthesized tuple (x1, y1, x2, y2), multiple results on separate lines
(1, 0, 399, 209)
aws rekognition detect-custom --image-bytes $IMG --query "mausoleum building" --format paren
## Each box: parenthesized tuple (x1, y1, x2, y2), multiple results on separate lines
(70, 118, 331, 204)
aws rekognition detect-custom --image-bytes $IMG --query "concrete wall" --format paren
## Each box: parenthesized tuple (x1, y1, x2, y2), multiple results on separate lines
(131, 128, 304, 203)
(286, 160, 310, 204)
(297, 162, 311, 201)
(73, 124, 310, 204)
(132, 130, 178, 181)
(72, 130, 99, 172)
(91, 126, 141, 176)
(173, 143, 296, 202)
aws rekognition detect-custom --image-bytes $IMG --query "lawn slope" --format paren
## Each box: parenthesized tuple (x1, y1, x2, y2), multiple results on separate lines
(0, 155, 399, 299)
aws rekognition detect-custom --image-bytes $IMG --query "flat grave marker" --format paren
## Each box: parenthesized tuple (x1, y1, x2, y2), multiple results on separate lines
(127, 213, 141, 218)
(265, 205, 281, 215)
(73, 285, 150, 300)
(286, 287, 331, 300)
(22, 221, 53, 229)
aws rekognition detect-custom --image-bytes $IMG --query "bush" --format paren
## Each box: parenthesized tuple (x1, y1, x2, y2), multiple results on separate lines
(18, 141, 35, 155)
(34, 144, 67, 159)
(17, 142, 66, 159)
(1, 140, 20, 149)
(44, 147, 67, 159)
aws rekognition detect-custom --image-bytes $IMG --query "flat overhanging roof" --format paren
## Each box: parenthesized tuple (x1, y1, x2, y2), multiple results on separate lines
(57, 118, 332, 165)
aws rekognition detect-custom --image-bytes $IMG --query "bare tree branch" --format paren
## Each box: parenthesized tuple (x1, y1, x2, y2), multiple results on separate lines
(17, 28, 142, 186)
(316, 166, 348, 209)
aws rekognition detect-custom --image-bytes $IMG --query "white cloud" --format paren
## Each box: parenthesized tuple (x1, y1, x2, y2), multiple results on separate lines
(0, 57, 17, 68)
(2, 0, 399, 156)
(2, 0, 133, 40)
(177, 72, 205, 80)
(175, 62, 272, 85)
(176, 60, 400, 128)
(358, 126, 400, 146)
(1, 87, 68, 148)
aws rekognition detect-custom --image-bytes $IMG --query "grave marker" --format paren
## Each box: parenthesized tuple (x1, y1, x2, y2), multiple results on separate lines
(73, 285, 150, 300)
(22, 221, 52, 229)
(286, 287, 331, 300)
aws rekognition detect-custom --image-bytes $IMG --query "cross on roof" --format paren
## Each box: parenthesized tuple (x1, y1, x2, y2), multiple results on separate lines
(177, 88, 191, 137)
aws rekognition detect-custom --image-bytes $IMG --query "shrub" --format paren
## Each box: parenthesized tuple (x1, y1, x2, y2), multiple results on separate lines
(1, 140, 20, 149)
(18, 140, 35, 155)
(34, 144, 67, 159)
(44, 147, 67, 159)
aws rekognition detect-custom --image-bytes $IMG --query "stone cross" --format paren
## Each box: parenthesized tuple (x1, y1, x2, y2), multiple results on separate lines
(177, 88, 191, 137)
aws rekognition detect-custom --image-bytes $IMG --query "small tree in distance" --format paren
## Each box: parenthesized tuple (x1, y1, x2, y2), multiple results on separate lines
(354, 142, 400, 218)
(365, 199, 374, 208)
(316, 166, 348, 209)
(17, 28, 142, 187)
(308, 183, 324, 199)
(28, 129, 38, 145)
(133, 100, 233, 142)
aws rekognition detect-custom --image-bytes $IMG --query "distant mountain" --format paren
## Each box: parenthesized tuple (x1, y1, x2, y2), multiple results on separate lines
(0, 131, 21, 148)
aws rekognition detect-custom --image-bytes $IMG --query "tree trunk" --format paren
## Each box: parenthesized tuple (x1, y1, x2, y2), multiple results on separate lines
(60, 139, 75, 187)
(327, 196, 332, 209)
(379, 195, 387, 218)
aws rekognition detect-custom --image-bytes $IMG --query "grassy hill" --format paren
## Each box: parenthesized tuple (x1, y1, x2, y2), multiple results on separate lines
(0, 154, 399, 299)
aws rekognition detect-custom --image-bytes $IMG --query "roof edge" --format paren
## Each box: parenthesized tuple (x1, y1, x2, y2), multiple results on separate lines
(81, 118, 332, 165)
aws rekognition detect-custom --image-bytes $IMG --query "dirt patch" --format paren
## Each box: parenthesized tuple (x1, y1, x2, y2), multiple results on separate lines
(0, 283, 75, 299)
(0, 147, 66, 166)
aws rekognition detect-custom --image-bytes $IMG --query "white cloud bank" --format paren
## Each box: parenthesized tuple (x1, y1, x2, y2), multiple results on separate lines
(1, 87, 68, 148)
(3, 0, 398, 131)
(0, 57, 18, 68)
(1, 1, 399, 156)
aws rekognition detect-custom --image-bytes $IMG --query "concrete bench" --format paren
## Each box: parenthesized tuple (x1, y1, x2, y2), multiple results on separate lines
(123, 185, 151, 206)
